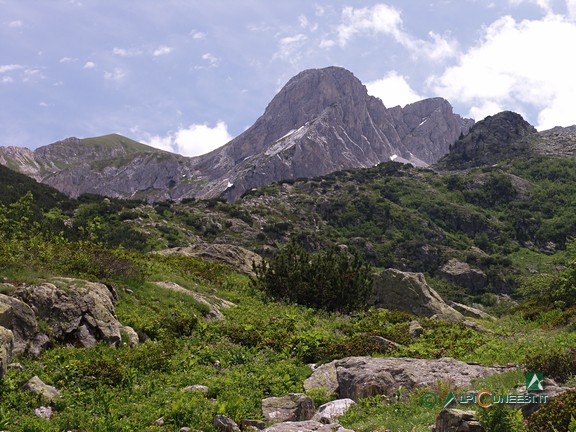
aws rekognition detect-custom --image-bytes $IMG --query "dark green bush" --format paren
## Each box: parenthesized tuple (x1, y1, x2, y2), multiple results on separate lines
(524, 348, 576, 384)
(526, 390, 576, 432)
(251, 241, 373, 312)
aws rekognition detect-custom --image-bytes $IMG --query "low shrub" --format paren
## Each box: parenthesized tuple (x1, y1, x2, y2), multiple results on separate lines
(526, 390, 576, 432)
(524, 348, 576, 384)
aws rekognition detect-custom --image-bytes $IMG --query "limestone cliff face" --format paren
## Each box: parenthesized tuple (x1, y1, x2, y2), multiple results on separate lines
(0, 67, 474, 202)
(195, 67, 473, 201)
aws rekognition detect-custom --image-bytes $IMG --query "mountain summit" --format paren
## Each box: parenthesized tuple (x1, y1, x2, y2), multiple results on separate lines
(0, 67, 473, 201)
(194, 66, 474, 200)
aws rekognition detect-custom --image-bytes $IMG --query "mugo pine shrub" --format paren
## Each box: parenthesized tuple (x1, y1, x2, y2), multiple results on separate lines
(251, 241, 373, 312)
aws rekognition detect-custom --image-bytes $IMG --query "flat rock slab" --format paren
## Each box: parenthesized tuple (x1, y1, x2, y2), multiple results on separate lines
(306, 356, 509, 401)
(263, 421, 354, 432)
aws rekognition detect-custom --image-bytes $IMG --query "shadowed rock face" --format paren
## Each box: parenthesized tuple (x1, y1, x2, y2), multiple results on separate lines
(0, 67, 473, 202)
(435, 111, 538, 170)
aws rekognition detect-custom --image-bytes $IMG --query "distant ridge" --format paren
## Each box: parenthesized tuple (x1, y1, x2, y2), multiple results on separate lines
(1, 67, 477, 201)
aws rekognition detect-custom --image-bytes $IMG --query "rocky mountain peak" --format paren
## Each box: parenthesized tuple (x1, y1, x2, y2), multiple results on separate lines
(435, 111, 538, 170)
(1, 66, 474, 202)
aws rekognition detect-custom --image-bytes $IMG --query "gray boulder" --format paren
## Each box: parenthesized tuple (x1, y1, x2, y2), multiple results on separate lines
(448, 302, 495, 321)
(154, 243, 262, 276)
(0, 326, 14, 378)
(434, 409, 484, 432)
(307, 357, 507, 401)
(23, 376, 61, 401)
(214, 414, 241, 432)
(153, 281, 235, 320)
(440, 260, 488, 293)
(262, 393, 315, 423)
(408, 320, 424, 338)
(0, 292, 43, 354)
(263, 420, 354, 432)
(372, 269, 464, 321)
(15, 278, 122, 347)
(312, 399, 355, 424)
(303, 363, 338, 395)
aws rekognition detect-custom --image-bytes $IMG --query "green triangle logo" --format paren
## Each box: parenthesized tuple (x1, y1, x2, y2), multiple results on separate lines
(526, 372, 544, 391)
(443, 390, 457, 409)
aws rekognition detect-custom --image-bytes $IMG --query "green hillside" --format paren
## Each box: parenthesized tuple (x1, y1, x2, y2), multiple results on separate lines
(1, 149, 576, 431)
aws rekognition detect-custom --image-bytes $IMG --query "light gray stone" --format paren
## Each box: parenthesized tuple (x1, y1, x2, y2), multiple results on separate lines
(408, 320, 424, 338)
(303, 362, 338, 394)
(23, 376, 61, 401)
(434, 409, 484, 432)
(262, 393, 315, 423)
(372, 269, 464, 321)
(263, 420, 355, 432)
(312, 399, 355, 424)
(0, 326, 14, 378)
(214, 414, 240, 432)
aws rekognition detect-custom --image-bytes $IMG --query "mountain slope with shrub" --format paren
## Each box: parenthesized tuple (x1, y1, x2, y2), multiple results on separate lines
(1, 164, 576, 431)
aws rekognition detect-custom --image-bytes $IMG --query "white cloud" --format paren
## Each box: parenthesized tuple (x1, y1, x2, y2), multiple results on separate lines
(8, 20, 22, 28)
(104, 67, 126, 81)
(201, 53, 219, 66)
(429, 14, 576, 129)
(83, 61, 96, 69)
(144, 121, 233, 157)
(334, 4, 457, 60)
(319, 39, 336, 49)
(59, 57, 77, 63)
(153, 46, 174, 56)
(0, 64, 23, 73)
(113, 47, 142, 57)
(337, 4, 403, 47)
(1, 76, 14, 84)
(567, 0, 576, 20)
(191, 31, 206, 40)
(274, 34, 308, 62)
(366, 71, 423, 107)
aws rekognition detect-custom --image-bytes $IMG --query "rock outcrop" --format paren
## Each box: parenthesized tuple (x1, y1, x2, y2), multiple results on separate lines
(435, 111, 537, 170)
(14, 278, 122, 347)
(154, 243, 262, 275)
(439, 259, 488, 294)
(153, 281, 235, 320)
(372, 269, 464, 321)
(305, 357, 508, 401)
(0, 278, 136, 354)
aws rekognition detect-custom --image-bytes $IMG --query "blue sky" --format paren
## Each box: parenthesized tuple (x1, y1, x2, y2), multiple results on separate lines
(1, 0, 576, 156)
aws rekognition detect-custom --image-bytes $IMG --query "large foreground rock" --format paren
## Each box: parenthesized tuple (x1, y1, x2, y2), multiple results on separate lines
(372, 269, 464, 321)
(14, 278, 122, 347)
(154, 243, 262, 275)
(306, 357, 508, 401)
(263, 421, 354, 432)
